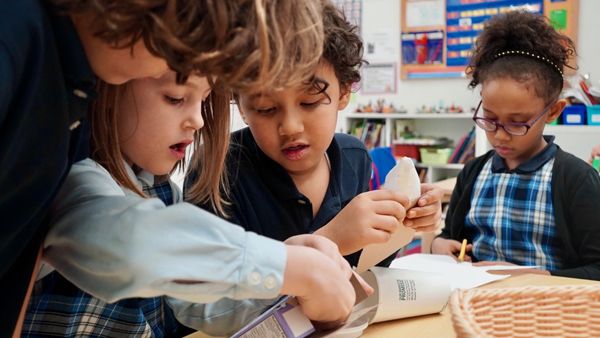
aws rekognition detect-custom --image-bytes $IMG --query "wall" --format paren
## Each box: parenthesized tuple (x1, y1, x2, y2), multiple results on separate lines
(345, 0, 600, 116)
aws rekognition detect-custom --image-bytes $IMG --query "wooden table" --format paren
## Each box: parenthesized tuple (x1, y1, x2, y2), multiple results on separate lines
(361, 274, 600, 338)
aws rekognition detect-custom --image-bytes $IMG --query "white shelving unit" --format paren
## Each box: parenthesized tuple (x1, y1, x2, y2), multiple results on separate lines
(467, 125, 599, 163)
(344, 112, 485, 183)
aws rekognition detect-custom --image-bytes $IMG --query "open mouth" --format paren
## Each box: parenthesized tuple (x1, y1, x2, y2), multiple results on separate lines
(170, 143, 187, 152)
(169, 141, 191, 159)
(282, 144, 309, 160)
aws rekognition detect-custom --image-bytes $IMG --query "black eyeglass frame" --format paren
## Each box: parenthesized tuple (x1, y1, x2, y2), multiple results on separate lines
(471, 100, 556, 136)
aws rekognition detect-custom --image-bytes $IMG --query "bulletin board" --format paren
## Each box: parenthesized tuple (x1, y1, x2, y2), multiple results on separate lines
(400, 0, 579, 80)
(332, 0, 363, 34)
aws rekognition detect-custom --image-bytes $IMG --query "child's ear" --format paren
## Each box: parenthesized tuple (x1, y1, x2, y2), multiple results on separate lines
(546, 99, 567, 124)
(338, 85, 352, 111)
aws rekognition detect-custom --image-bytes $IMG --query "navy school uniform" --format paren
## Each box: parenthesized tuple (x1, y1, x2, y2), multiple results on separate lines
(0, 1, 95, 333)
(440, 136, 600, 280)
(187, 127, 397, 267)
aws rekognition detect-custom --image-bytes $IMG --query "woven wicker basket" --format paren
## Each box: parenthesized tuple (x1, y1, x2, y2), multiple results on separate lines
(450, 285, 600, 338)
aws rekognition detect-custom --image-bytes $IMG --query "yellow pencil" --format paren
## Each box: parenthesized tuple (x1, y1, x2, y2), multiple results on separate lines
(457, 239, 467, 262)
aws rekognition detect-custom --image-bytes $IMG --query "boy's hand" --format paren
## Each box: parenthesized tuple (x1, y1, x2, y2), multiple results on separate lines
(315, 190, 409, 256)
(431, 237, 472, 262)
(403, 184, 443, 232)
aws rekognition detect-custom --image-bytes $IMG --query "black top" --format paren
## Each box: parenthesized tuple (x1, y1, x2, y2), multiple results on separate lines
(188, 128, 396, 267)
(439, 146, 600, 280)
(0, 1, 95, 333)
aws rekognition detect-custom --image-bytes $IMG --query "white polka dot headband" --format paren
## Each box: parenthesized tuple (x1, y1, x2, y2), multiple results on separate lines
(494, 50, 563, 77)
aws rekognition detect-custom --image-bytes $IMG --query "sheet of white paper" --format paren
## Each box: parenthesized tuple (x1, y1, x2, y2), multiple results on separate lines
(355, 226, 415, 273)
(476, 264, 541, 271)
(389, 254, 539, 291)
(406, 0, 445, 28)
(360, 267, 450, 323)
(356, 158, 420, 273)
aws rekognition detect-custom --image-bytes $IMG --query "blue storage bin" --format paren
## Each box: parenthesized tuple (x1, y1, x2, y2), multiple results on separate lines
(562, 105, 586, 125)
(587, 105, 600, 126)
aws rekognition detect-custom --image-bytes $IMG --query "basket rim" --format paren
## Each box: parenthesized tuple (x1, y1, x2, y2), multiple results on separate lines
(450, 284, 600, 338)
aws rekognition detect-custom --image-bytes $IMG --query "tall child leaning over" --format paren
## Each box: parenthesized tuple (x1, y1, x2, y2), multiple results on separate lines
(432, 11, 600, 280)
(29, 72, 370, 336)
(187, 3, 443, 269)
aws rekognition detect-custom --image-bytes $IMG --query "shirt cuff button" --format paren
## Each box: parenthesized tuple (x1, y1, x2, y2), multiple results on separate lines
(264, 275, 277, 290)
(248, 271, 262, 286)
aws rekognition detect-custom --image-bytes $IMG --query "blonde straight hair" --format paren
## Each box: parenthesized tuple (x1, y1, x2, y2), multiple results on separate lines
(90, 80, 231, 215)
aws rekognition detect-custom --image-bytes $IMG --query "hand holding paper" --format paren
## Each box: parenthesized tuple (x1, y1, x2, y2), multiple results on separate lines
(282, 237, 358, 324)
(316, 189, 409, 256)
(404, 183, 444, 232)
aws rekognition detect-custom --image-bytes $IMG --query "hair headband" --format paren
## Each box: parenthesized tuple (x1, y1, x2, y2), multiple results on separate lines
(494, 50, 563, 77)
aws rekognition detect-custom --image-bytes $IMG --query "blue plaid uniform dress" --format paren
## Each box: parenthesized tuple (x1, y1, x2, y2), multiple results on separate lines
(465, 157, 564, 270)
(23, 178, 183, 337)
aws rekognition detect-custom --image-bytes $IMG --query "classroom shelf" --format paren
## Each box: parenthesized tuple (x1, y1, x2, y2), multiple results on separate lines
(345, 113, 472, 119)
(345, 109, 480, 183)
(545, 125, 600, 134)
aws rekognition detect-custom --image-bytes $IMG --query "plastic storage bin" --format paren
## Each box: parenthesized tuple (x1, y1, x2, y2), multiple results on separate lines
(392, 143, 420, 161)
(562, 105, 586, 125)
(419, 147, 452, 165)
(587, 105, 600, 125)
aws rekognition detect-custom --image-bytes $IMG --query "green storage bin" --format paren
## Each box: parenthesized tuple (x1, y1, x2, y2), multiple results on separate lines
(419, 148, 452, 165)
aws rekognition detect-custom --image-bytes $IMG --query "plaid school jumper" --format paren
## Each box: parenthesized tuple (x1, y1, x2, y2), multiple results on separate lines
(464, 157, 564, 270)
(23, 179, 183, 337)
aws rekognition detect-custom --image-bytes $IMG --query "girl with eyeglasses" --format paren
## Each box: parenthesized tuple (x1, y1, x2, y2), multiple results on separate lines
(432, 11, 600, 281)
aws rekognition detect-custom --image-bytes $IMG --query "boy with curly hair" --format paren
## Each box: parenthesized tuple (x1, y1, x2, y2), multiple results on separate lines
(188, 3, 443, 274)
(1, 0, 328, 335)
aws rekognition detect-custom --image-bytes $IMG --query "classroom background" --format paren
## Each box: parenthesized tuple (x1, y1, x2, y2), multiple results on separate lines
(219, 0, 599, 185)
(174, 0, 599, 187)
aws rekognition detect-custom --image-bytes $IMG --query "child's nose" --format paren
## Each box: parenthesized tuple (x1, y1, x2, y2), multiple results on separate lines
(186, 106, 205, 131)
(278, 111, 304, 136)
(494, 126, 511, 141)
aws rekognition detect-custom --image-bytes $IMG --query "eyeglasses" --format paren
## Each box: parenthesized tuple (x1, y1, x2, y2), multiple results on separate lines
(472, 100, 554, 136)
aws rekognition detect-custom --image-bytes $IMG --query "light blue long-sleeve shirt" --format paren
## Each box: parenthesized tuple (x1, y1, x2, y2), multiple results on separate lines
(43, 159, 285, 333)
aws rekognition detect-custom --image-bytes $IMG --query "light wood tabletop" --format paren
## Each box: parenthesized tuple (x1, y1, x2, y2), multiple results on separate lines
(186, 274, 599, 338)
(361, 274, 600, 338)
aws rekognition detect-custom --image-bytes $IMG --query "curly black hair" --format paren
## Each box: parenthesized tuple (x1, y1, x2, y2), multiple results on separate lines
(308, 3, 367, 99)
(466, 11, 576, 104)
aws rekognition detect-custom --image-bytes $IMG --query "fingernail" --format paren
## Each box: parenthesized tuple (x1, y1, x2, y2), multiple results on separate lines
(408, 211, 416, 218)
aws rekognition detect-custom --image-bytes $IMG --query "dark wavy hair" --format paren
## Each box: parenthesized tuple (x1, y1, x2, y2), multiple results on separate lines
(50, 0, 326, 91)
(304, 2, 367, 101)
(466, 11, 576, 104)
(322, 3, 366, 88)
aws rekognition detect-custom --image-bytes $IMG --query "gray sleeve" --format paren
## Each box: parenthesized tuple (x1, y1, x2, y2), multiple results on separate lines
(44, 159, 287, 304)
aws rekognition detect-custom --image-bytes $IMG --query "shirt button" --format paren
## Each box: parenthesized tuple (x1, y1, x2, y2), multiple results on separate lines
(69, 120, 81, 131)
(264, 275, 277, 290)
(73, 89, 88, 99)
(297, 199, 306, 205)
(248, 271, 262, 286)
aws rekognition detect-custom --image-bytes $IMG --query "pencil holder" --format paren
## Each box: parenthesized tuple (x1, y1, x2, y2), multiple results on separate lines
(449, 285, 600, 338)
